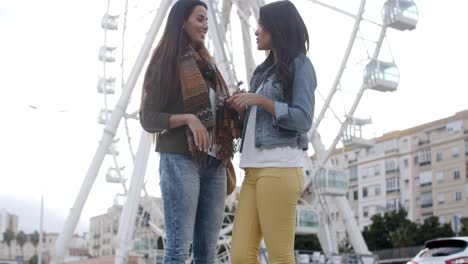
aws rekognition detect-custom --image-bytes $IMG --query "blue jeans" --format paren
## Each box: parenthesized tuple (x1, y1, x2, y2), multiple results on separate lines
(159, 153, 227, 264)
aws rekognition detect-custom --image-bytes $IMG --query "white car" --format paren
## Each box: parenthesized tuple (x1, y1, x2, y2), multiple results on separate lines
(409, 237, 468, 264)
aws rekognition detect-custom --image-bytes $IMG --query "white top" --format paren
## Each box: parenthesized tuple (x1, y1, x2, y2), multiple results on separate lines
(207, 87, 219, 158)
(239, 85, 304, 168)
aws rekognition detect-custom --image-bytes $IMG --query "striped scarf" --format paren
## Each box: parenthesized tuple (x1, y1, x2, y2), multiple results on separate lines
(179, 46, 240, 163)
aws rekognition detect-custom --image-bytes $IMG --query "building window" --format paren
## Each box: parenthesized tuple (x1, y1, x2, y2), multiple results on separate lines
(385, 158, 398, 173)
(361, 167, 369, 178)
(419, 171, 433, 186)
(375, 165, 381, 176)
(438, 193, 445, 204)
(418, 148, 431, 165)
(420, 191, 433, 208)
(386, 198, 399, 212)
(452, 147, 460, 158)
(436, 171, 444, 183)
(363, 187, 368, 198)
(375, 186, 381, 196)
(363, 207, 369, 218)
(454, 169, 460, 180)
(384, 139, 399, 153)
(447, 121, 462, 135)
(455, 191, 462, 201)
(353, 190, 358, 200)
(403, 158, 409, 168)
(465, 140, 468, 156)
(436, 151, 443, 161)
(349, 167, 358, 181)
(386, 177, 399, 193)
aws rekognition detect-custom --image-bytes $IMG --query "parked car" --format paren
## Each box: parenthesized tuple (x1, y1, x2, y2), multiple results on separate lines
(408, 237, 468, 264)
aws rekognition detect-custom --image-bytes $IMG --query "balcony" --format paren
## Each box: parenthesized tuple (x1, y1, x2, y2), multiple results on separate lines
(421, 202, 433, 208)
(386, 188, 400, 194)
(384, 148, 399, 154)
(418, 139, 431, 146)
(385, 168, 400, 174)
(419, 160, 431, 166)
(419, 182, 432, 187)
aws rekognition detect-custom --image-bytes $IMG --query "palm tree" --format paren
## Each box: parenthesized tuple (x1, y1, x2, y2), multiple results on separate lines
(16, 231, 28, 259)
(3, 229, 16, 259)
(29, 255, 43, 264)
(31, 231, 40, 255)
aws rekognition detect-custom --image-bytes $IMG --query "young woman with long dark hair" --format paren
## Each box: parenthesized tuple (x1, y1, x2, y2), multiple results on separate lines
(227, 1, 317, 263)
(139, 0, 240, 263)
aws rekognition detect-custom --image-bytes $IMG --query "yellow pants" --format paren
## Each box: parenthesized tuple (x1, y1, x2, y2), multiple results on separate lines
(231, 167, 304, 264)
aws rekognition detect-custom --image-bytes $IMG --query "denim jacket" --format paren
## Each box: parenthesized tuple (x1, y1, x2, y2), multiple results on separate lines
(240, 54, 317, 152)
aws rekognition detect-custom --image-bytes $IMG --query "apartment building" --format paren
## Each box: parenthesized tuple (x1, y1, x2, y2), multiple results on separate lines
(0, 210, 18, 237)
(89, 204, 122, 257)
(328, 110, 468, 231)
(88, 196, 164, 257)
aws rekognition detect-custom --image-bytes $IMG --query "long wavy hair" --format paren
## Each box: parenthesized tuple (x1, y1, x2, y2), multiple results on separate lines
(141, 0, 207, 112)
(259, 1, 309, 100)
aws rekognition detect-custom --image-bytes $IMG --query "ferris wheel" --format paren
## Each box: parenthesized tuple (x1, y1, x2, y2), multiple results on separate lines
(50, 0, 419, 263)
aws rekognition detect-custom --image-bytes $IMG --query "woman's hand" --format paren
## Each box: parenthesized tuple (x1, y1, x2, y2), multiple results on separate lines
(227, 92, 275, 115)
(186, 114, 210, 152)
(229, 89, 247, 117)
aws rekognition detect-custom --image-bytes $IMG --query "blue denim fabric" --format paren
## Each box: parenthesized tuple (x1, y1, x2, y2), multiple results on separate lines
(240, 54, 317, 152)
(159, 153, 226, 264)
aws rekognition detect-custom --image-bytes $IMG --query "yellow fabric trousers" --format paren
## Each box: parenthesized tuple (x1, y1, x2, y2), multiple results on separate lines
(231, 167, 304, 264)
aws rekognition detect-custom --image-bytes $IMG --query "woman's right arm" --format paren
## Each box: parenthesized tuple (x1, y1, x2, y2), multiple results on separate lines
(140, 100, 211, 152)
(170, 114, 211, 152)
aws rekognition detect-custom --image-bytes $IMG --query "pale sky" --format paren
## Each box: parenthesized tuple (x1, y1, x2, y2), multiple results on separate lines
(1, 0, 467, 235)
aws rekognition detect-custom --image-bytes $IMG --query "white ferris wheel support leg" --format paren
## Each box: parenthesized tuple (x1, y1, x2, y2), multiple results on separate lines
(317, 211, 337, 256)
(114, 131, 151, 264)
(51, 0, 173, 262)
(333, 196, 370, 254)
